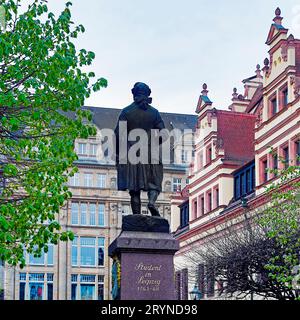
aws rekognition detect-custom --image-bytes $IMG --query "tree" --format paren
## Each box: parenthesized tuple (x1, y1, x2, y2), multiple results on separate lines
(182, 214, 300, 300)
(0, 0, 107, 266)
(258, 152, 300, 300)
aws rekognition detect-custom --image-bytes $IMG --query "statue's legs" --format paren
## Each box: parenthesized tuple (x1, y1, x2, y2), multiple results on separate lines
(129, 190, 141, 215)
(147, 190, 160, 217)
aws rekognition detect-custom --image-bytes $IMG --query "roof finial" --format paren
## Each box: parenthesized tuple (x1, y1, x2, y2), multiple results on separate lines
(201, 83, 208, 96)
(255, 64, 262, 78)
(273, 7, 283, 25)
(264, 58, 270, 67)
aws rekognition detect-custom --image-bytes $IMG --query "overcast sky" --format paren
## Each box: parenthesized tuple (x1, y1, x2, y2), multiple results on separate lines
(40, 1, 300, 114)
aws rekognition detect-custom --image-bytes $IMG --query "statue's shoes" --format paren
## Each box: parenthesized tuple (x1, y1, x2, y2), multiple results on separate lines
(147, 204, 160, 217)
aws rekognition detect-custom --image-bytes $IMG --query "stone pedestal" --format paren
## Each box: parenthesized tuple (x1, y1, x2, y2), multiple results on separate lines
(108, 216, 179, 300)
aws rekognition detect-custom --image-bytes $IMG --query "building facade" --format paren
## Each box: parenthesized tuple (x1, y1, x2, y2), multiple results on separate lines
(3, 107, 196, 300)
(173, 8, 300, 300)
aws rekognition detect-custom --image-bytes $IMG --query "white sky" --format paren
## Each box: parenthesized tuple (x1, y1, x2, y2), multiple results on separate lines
(28, 1, 300, 114)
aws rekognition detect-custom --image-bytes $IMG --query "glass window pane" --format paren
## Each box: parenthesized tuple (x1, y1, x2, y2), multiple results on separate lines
(98, 204, 105, 227)
(97, 174, 106, 188)
(81, 247, 95, 266)
(80, 275, 96, 282)
(71, 274, 78, 283)
(90, 204, 96, 226)
(47, 283, 53, 300)
(29, 252, 45, 265)
(98, 248, 104, 266)
(71, 203, 79, 225)
(98, 283, 104, 300)
(47, 274, 53, 282)
(80, 284, 95, 300)
(72, 245, 78, 266)
(71, 284, 77, 300)
(29, 283, 44, 300)
(19, 273, 26, 281)
(80, 237, 95, 246)
(29, 273, 44, 282)
(19, 282, 25, 300)
(80, 203, 87, 225)
(47, 245, 54, 266)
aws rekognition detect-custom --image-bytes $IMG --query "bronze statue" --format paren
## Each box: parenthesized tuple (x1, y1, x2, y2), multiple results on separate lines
(114, 82, 165, 217)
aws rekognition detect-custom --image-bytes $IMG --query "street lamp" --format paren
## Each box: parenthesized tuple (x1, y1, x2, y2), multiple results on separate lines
(189, 284, 201, 300)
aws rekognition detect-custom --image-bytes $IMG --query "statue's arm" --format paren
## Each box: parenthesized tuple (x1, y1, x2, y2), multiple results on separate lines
(114, 111, 127, 165)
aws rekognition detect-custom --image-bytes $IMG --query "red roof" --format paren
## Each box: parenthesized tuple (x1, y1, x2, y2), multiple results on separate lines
(217, 111, 256, 164)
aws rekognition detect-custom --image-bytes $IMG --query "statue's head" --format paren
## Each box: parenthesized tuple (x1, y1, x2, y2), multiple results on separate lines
(132, 82, 151, 97)
(131, 82, 152, 106)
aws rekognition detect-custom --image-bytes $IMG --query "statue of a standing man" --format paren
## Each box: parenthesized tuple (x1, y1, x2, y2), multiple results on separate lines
(114, 82, 165, 217)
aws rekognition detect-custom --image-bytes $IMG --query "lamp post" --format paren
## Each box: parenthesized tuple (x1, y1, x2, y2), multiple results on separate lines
(189, 284, 201, 300)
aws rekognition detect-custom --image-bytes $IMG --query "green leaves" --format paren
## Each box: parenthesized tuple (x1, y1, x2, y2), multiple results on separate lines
(257, 155, 300, 300)
(0, 0, 107, 266)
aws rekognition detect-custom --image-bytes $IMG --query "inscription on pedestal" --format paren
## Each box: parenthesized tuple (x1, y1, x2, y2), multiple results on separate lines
(121, 253, 175, 300)
(135, 263, 162, 293)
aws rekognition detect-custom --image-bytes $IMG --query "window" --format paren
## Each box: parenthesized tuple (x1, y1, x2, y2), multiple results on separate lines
(84, 173, 93, 187)
(70, 173, 80, 186)
(262, 159, 268, 183)
(72, 237, 78, 266)
(240, 173, 245, 196)
(78, 143, 87, 155)
(90, 144, 98, 156)
(214, 187, 219, 209)
(180, 204, 189, 228)
(80, 237, 96, 266)
(234, 176, 240, 199)
(97, 174, 106, 188)
(283, 146, 289, 169)
(72, 236, 105, 268)
(71, 203, 79, 225)
(200, 195, 205, 216)
(28, 244, 54, 266)
(80, 203, 87, 226)
(193, 199, 197, 219)
(98, 204, 105, 227)
(172, 178, 182, 192)
(98, 238, 105, 267)
(206, 146, 212, 164)
(19, 273, 53, 300)
(89, 203, 96, 226)
(234, 161, 255, 200)
(98, 275, 104, 300)
(71, 274, 104, 300)
(270, 96, 277, 117)
(207, 191, 212, 213)
(272, 153, 278, 177)
(72, 202, 103, 226)
(282, 87, 288, 108)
